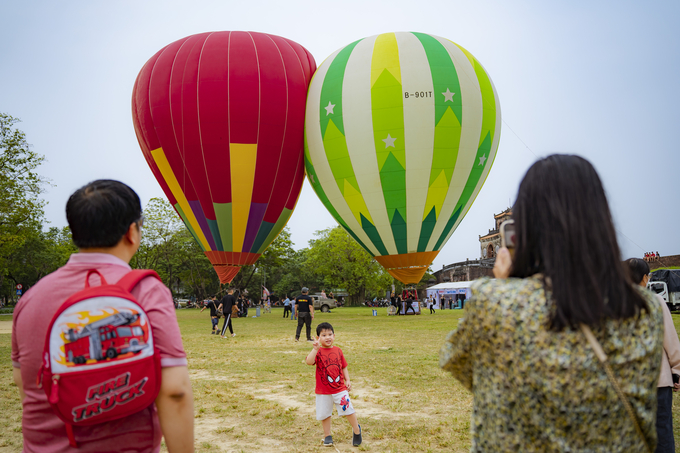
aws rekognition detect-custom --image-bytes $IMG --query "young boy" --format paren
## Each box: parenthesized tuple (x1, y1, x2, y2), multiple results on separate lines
(200, 295, 221, 334)
(305, 322, 362, 447)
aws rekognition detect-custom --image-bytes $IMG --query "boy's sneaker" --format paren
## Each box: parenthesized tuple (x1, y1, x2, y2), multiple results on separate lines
(323, 435, 333, 447)
(353, 425, 362, 447)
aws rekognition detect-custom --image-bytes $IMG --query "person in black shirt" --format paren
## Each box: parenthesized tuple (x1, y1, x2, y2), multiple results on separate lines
(218, 288, 237, 338)
(200, 295, 220, 334)
(295, 287, 315, 342)
(405, 295, 416, 315)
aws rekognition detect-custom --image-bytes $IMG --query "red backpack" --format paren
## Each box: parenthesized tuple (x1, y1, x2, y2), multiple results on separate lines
(38, 269, 162, 447)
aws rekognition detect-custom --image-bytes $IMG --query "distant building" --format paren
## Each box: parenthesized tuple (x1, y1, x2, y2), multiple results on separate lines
(433, 208, 512, 284)
(479, 208, 513, 259)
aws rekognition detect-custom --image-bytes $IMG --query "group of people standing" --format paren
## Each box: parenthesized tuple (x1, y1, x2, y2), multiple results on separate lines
(389, 292, 418, 315)
(201, 288, 252, 338)
(202, 287, 319, 343)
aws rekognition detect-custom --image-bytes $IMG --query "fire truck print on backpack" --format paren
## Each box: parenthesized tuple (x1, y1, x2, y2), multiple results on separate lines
(39, 270, 162, 444)
(55, 302, 152, 368)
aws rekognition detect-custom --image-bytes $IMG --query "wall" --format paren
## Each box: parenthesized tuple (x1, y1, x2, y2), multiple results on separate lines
(649, 255, 680, 271)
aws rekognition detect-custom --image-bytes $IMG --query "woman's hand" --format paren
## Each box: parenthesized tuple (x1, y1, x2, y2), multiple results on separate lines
(493, 247, 513, 279)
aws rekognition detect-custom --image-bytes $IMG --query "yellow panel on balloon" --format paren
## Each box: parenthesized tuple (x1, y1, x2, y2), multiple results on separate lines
(230, 143, 258, 253)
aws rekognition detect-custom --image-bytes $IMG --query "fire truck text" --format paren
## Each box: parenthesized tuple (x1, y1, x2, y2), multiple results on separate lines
(72, 376, 148, 422)
(86, 372, 130, 401)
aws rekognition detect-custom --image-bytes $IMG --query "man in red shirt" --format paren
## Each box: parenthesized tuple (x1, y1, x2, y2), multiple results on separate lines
(11, 180, 194, 452)
(305, 322, 362, 447)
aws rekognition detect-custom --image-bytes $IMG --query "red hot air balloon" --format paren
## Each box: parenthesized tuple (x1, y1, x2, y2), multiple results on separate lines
(132, 32, 316, 283)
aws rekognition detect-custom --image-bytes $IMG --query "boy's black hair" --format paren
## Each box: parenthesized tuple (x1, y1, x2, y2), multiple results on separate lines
(66, 179, 142, 248)
(316, 322, 334, 336)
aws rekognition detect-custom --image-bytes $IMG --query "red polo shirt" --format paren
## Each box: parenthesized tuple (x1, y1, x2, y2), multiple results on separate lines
(11, 253, 187, 452)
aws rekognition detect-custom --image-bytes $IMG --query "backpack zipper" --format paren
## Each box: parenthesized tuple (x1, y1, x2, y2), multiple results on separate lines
(49, 375, 60, 404)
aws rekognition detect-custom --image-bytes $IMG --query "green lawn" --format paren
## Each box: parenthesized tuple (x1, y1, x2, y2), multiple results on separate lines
(1, 308, 680, 452)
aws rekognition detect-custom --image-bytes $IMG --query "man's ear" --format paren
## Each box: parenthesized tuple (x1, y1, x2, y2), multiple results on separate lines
(123, 222, 141, 247)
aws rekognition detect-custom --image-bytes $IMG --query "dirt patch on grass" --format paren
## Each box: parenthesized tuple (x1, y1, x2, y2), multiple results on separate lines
(250, 384, 314, 416)
(243, 381, 432, 421)
(190, 369, 231, 382)
(0, 321, 11, 335)
(191, 415, 287, 453)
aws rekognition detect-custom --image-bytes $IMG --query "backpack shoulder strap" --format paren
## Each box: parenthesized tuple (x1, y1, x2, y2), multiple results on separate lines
(116, 269, 161, 293)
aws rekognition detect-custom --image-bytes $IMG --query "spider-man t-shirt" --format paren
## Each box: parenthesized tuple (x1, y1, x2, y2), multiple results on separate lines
(315, 346, 348, 394)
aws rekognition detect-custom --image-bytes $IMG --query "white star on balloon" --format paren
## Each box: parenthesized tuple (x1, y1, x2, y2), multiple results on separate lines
(325, 101, 335, 116)
(478, 154, 487, 166)
(382, 134, 397, 148)
(442, 88, 455, 102)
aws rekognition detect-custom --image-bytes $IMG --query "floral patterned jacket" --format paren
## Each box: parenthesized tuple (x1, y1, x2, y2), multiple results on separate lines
(440, 275, 663, 452)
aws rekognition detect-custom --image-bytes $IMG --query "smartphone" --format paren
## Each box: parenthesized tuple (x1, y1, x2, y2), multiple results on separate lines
(499, 220, 516, 256)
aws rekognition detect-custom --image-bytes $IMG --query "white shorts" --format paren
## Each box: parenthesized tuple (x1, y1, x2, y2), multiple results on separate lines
(316, 390, 355, 420)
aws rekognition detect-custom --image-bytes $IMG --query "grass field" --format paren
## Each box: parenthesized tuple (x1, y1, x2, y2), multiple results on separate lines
(2, 307, 680, 452)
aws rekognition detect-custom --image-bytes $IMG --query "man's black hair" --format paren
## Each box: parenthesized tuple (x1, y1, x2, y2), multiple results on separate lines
(316, 322, 334, 336)
(66, 180, 142, 248)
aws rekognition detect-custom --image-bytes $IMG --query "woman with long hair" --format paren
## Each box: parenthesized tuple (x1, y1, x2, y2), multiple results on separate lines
(626, 258, 680, 453)
(440, 155, 663, 452)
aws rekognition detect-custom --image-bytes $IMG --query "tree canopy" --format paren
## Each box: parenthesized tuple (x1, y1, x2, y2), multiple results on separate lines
(305, 226, 393, 305)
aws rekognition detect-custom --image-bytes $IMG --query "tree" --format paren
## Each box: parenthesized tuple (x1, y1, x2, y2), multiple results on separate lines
(271, 248, 324, 299)
(172, 229, 220, 299)
(2, 226, 77, 303)
(231, 227, 297, 302)
(0, 114, 48, 277)
(305, 226, 392, 305)
(131, 197, 219, 299)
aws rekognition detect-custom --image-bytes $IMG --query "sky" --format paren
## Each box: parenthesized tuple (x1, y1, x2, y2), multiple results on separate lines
(1, 0, 678, 272)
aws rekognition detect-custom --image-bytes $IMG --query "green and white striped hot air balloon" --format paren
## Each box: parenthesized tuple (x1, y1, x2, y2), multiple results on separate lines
(304, 32, 501, 284)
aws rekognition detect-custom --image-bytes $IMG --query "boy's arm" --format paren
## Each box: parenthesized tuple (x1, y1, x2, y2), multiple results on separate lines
(305, 337, 321, 365)
(342, 366, 352, 391)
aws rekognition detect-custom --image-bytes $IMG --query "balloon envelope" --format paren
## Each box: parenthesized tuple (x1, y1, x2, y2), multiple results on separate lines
(304, 32, 501, 284)
(133, 31, 316, 283)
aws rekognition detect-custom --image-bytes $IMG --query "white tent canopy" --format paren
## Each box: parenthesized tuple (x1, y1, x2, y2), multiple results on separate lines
(426, 281, 475, 309)
(426, 282, 474, 291)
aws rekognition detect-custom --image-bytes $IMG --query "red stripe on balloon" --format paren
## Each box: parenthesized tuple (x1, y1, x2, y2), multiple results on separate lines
(228, 33, 259, 144)
(171, 33, 218, 219)
(149, 35, 201, 208)
(285, 147, 306, 211)
(250, 33, 287, 206)
(258, 36, 315, 223)
(196, 32, 233, 206)
(132, 45, 177, 206)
